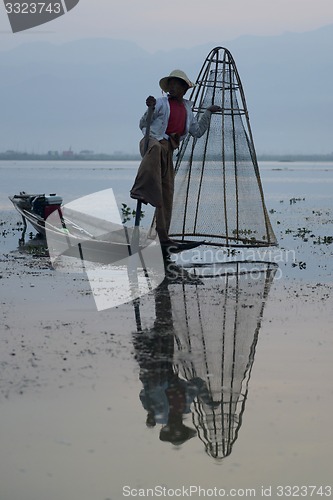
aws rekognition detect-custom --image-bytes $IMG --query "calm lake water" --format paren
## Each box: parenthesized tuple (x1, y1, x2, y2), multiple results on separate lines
(1, 159, 333, 209)
(0, 161, 332, 500)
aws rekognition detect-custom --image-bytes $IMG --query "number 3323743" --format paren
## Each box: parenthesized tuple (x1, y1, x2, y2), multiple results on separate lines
(5, 3, 62, 14)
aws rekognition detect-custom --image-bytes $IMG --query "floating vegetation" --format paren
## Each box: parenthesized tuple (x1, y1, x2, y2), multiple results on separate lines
(313, 236, 333, 245)
(28, 246, 49, 257)
(17, 235, 49, 258)
(1, 219, 24, 238)
(284, 226, 332, 245)
(290, 197, 305, 205)
(285, 227, 314, 242)
(121, 203, 145, 225)
(232, 229, 257, 236)
(292, 261, 307, 270)
(295, 227, 313, 240)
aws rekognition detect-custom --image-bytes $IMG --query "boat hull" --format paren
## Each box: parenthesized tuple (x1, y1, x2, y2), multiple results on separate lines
(9, 193, 139, 265)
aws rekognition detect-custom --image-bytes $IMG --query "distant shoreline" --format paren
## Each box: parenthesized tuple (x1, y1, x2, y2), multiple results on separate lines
(1, 152, 333, 162)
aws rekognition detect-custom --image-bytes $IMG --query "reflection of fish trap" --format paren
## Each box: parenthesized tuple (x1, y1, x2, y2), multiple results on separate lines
(171, 262, 277, 459)
(169, 47, 277, 247)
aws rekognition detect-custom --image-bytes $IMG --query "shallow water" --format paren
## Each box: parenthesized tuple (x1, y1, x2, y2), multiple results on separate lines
(1, 159, 333, 210)
(0, 161, 332, 500)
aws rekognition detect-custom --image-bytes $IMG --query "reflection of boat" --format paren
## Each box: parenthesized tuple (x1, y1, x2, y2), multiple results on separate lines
(134, 261, 277, 459)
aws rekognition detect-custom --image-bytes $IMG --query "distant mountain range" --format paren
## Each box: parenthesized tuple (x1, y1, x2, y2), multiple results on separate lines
(0, 24, 332, 155)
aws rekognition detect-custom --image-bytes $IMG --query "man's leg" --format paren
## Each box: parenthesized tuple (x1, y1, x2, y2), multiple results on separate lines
(130, 138, 163, 207)
(155, 140, 175, 242)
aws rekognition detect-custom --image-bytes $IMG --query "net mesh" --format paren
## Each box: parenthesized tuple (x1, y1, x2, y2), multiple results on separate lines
(169, 47, 276, 247)
(170, 262, 277, 459)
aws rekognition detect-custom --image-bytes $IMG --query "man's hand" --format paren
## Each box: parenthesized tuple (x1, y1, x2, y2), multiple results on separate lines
(146, 95, 156, 108)
(207, 105, 222, 113)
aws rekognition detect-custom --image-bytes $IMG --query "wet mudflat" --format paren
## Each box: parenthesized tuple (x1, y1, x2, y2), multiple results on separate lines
(0, 161, 332, 500)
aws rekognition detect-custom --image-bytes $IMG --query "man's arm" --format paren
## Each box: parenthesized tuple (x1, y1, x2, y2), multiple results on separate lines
(189, 105, 221, 138)
(139, 95, 157, 131)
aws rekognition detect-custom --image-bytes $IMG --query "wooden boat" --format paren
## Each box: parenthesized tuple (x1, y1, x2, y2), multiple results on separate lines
(10, 192, 62, 237)
(9, 192, 145, 264)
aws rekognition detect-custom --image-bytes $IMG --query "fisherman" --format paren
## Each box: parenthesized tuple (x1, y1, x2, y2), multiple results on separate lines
(130, 69, 221, 250)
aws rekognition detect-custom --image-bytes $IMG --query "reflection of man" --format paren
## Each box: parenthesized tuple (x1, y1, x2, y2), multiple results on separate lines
(136, 340, 201, 445)
(130, 69, 221, 248)
(133, 279, 210, 445)
(159, 375, 197, 446)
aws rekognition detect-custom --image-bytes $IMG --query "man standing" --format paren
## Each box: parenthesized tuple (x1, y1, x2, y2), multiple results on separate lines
(130, 69, 220, 249)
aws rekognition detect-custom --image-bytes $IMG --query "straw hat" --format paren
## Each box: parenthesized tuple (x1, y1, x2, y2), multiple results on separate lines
(159, 69, 195, 93)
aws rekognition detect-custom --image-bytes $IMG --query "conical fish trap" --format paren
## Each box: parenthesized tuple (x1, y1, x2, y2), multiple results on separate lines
(169, 47, 277, 247)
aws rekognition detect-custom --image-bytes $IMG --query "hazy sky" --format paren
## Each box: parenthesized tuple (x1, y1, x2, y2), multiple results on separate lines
(0, 1, 332, 154)
(1, 0, 333, 50)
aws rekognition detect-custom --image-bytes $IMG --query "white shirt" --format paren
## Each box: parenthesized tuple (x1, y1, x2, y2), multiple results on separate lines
(139, 96, 212, 142)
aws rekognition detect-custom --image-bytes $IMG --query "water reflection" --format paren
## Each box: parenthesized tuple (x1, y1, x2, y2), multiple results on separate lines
(133, 270, 213, 446)
(133, 261, 277, 459)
